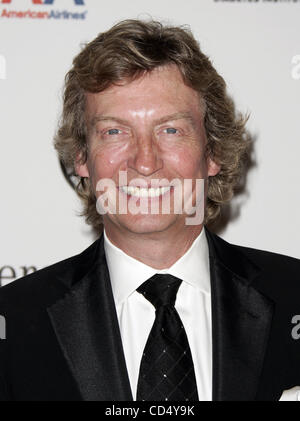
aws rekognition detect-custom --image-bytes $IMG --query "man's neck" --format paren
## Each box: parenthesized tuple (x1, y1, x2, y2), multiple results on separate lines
(104, 223, 204, 270)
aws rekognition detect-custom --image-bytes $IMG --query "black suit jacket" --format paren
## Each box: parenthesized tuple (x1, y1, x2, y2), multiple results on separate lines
(0, 229, 300, 401)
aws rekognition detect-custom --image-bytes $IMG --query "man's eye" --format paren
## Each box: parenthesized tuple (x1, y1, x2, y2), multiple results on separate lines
(164, 128, 178, 134)
(106, 129, 122, 135)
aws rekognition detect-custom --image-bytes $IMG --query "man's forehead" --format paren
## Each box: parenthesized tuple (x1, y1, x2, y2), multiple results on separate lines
(84, 65, 206, 122)
(85, 65, 193, 98)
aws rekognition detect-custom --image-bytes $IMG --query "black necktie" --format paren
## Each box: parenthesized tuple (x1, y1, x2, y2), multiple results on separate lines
(136, 274, 199, 401)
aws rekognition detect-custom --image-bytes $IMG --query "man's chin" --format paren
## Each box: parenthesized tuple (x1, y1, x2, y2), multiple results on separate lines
(104, 213, 181, 236)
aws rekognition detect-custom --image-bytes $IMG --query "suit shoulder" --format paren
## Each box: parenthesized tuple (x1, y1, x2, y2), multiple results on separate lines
(206, 229, 300, 276)
(0, 238, 101, 316)
(0, 255, 74, 306)
(236, 244, 300, 275)
(206, 229, 300, 300)
(234, 243, 300, 301)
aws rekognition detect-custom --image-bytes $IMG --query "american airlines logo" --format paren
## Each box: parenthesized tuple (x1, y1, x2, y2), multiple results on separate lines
(1, 1, 85, 4)
(0, 0, 87, 20)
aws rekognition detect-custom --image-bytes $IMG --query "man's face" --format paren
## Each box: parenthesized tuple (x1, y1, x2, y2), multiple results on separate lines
(76, 65, 220, 237)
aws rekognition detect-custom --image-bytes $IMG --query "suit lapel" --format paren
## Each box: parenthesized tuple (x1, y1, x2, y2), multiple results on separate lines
(47, 236, 133, 401)
(206, 230, 274, 401)
(46, 229, 274, 401)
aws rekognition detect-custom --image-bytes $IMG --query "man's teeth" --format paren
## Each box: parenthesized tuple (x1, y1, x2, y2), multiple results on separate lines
(121, 186, 171, 198)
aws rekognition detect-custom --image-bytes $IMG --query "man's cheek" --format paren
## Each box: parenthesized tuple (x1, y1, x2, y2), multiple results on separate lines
(178, 158, 204, 179)
(88, 155, 116, 183)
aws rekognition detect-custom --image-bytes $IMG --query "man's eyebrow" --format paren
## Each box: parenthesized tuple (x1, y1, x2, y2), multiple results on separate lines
(154, 112, 196, 126)
(89, 115, 129, 128)
(89, 112, 197, 128)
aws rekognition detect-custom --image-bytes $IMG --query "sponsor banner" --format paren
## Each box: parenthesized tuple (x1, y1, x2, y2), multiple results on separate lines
(0, 265, 38, 287)
(0, 0, 87, 20)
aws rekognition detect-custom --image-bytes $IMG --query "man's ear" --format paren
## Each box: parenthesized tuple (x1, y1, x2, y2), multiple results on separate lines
(207, 157, 221, 177)
(75, 152, 89, 178)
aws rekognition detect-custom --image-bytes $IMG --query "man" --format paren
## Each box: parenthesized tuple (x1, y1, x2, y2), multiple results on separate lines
(0, 19, 299, 401)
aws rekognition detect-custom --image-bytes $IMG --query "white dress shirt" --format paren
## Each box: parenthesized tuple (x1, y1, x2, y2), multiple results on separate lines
(104, 229, 212, 401)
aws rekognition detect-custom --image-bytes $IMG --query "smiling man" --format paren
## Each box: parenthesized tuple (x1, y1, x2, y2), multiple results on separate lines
(76, 65, 219, 268)
(0, 19, 299, 402)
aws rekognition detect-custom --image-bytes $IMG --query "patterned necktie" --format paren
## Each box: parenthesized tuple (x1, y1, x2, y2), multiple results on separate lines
(136, 274, 199, 401)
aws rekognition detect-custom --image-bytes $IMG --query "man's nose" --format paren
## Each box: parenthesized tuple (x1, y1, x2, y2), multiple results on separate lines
(128, 138, 163, 176)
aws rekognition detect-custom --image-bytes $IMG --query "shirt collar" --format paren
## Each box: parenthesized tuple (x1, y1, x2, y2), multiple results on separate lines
(104, 228, 211, 306)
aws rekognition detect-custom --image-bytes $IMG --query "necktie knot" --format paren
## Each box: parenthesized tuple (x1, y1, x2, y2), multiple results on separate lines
(137, 274, 182, 309)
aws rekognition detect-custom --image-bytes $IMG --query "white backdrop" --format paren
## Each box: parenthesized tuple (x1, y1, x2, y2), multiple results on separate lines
(1, 0, 299, 286)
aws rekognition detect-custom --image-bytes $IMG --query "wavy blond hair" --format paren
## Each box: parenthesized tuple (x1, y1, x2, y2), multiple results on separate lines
(54, 19, 250, 234)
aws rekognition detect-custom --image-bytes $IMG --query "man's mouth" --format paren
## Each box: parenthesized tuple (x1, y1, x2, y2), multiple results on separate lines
(120, 186, 171, 198)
